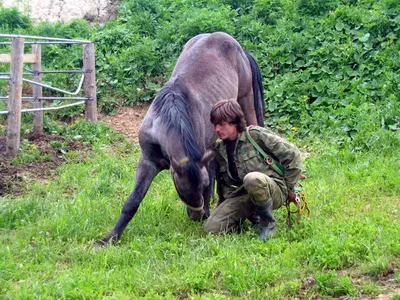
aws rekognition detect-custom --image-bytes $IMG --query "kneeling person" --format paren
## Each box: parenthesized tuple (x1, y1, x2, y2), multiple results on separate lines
(204, 100, 303, 240)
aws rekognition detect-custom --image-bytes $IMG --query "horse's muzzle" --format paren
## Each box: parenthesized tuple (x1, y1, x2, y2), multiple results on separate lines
(188, 208, 205, 222)
(183, 201, 205, 221)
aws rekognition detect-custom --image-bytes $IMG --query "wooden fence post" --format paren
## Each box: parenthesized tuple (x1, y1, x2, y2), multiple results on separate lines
(6, 37, 24, 157)
(32, 43, 43, 135)
(83, 43, 97, 122)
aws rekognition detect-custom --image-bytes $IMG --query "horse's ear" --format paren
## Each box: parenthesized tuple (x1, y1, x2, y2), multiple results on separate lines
(199, 150, 215, 167)
(171, 158, 184, 175)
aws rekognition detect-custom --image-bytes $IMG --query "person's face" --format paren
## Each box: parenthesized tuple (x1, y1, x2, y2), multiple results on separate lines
(213, 121, 238, 141)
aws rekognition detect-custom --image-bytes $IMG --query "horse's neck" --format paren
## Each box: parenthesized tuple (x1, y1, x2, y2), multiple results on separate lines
(164, 130, 191, 161)
(149, 81, 214, 159)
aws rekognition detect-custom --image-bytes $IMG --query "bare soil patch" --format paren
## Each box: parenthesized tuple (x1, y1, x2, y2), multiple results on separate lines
(0, 104, 149, 196)
(0, 134, 90, 196)
(100, 104, 149, 144)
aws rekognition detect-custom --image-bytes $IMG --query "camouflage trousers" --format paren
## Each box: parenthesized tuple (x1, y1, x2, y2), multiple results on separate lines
(204, 172, 286, 234)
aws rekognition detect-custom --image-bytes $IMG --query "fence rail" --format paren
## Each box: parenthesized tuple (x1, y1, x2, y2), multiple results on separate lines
(0, 101, 86, 115)
(0, 96, 89, 101)
(0, 34, 97, 157)
(0, 33, 92, 43)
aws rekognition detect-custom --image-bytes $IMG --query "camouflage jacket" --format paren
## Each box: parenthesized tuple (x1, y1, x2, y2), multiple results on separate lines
(215, 126, 303, 202)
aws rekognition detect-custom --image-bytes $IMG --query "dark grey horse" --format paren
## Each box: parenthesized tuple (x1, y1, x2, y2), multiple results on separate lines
(97, 32, 265, 245)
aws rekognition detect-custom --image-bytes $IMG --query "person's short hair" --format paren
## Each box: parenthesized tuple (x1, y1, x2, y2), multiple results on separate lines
(210, 100, 246, 132)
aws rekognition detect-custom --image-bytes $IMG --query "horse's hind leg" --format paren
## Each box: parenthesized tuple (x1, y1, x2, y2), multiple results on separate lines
(238, 92, 259, 126)
(95, 157, 160, 246)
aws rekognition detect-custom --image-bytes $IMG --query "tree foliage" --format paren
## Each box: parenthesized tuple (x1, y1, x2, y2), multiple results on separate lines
(0, 0, 399, 150)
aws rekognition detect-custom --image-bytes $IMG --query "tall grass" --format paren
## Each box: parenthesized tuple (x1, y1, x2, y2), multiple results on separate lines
(1, 127, 399, 298)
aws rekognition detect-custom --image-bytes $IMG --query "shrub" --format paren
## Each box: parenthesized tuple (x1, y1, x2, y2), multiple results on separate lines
(0, 7, 32, 32)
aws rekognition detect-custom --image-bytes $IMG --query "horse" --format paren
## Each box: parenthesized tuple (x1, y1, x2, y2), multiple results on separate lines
(97, 32, 265, 245)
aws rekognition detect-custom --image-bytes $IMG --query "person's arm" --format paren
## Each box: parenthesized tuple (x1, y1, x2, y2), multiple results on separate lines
(214, 149, 238, 205)
(215, 158, 226, 204)
(282, 147, 303, 191)
(254, 128, 303, 190)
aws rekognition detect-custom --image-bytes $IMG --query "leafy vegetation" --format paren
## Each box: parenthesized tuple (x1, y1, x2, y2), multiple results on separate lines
(0, 6, 32, 32)
(1, 0, 399, 147)
(1, 0, 399, 298)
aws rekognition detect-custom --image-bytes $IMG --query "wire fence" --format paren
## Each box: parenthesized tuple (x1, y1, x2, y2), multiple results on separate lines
(0, 33, 97, 156)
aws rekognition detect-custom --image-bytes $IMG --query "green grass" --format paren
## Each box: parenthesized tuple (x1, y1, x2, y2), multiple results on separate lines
(1, 132, 400, 299)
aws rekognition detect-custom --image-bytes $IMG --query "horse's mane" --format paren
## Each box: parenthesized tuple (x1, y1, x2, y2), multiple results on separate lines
(152, 81, 202, 184)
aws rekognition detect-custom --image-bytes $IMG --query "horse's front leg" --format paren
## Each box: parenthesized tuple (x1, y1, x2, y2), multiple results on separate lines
(95, 157, 160, 246)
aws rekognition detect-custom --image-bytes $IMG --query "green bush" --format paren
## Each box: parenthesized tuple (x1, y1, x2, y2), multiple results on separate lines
(298, 0, 340, 16)
(0, 6, 32, 32)
(1, 0, 399, 152)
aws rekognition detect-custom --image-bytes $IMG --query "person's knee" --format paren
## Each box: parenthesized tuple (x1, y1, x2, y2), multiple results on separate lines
(243, 172, 271, 204)
(203, 218, 223, 234)
(204, 213, 237, 234)
(243, 172, 266, 190)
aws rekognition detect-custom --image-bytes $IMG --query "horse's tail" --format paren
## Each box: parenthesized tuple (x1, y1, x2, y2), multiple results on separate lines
(244, 50, 265, 127)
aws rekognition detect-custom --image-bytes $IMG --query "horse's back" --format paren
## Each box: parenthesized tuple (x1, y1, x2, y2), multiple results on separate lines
(175, 32, 245, 74)
(171, 32, 252, 108)
(181, 32, 242, 57)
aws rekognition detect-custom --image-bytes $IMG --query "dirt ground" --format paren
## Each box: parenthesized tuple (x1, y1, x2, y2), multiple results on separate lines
(0, 104, 149, 196)
(99, 104, 149, 144)
(0, 134, 91, 196)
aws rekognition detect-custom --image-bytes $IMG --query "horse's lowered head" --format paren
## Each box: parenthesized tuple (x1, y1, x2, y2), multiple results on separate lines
(170, 149, 215, 221)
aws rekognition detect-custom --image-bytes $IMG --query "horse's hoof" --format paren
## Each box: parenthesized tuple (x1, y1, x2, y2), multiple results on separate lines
(93, 232, 120, 247)
(93, 239, 109, 247)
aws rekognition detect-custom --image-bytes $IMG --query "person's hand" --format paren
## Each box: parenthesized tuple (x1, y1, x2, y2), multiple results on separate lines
(287, 190, 296, 203)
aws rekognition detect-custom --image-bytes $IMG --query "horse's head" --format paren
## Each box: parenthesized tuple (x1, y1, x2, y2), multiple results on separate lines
(171, 150, 215, 221)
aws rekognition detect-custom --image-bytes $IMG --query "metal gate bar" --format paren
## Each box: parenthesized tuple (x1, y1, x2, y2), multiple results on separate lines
(0, 101, 85, 115)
